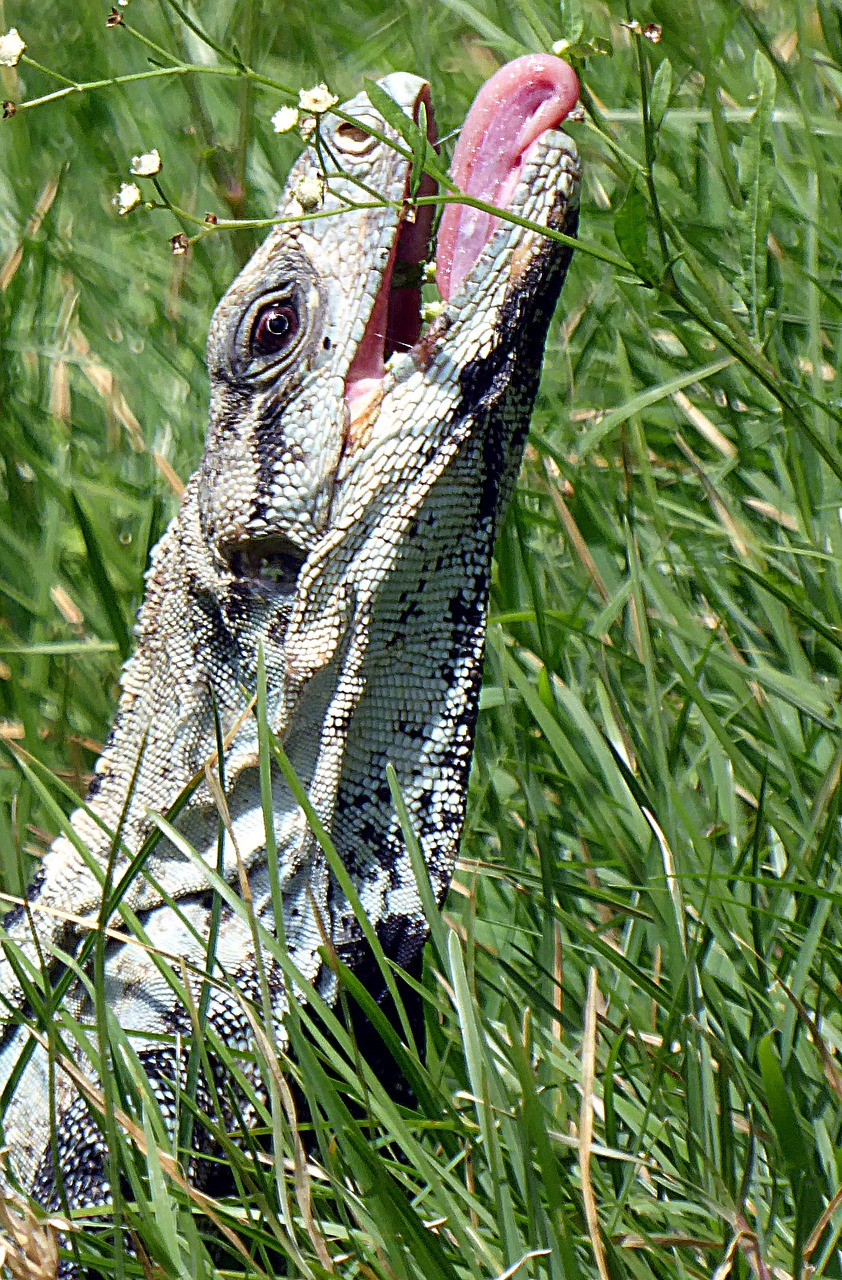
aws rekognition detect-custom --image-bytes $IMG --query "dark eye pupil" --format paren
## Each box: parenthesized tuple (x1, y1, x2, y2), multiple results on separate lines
(253, 303, 299, 356)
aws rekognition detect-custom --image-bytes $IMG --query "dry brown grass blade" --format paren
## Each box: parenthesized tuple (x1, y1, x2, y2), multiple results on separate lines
(742, 497, 799, 532)
(542, 458, 610, 603)
(0, 176, 60, 293)
(675, 433, 754, 561)
(68, 330, 185, 496)
(579, 966, 610, 1280)
(246, 1011, 334, 1274)
(672, 388, 737, 458)
(803, 1181, 842, 1262)
(0, 1189, 68, 1280)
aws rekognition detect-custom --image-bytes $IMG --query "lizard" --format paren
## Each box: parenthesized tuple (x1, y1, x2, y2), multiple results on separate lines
(0, 51, 581, 1247)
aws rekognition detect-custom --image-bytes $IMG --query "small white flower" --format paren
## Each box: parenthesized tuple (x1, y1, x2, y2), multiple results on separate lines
(421, 300, 445, 324)
(298, 83, 338, 114)
(0, 28, 26, 67)
(116, 182, 142, 216)
(298, 115, 317, 139)
(292, 173, 326, 212)
(271, 106, 300, 134)
(129, 148, 162, 177)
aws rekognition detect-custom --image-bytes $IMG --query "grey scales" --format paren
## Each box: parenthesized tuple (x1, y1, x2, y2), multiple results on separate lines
(0, 54, 581, 1262)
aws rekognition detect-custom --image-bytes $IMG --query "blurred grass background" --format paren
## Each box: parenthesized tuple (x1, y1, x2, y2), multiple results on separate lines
(2, 0, 842, 1277)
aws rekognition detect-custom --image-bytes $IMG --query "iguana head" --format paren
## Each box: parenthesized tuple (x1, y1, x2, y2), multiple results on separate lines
(199, 57, 580, 607)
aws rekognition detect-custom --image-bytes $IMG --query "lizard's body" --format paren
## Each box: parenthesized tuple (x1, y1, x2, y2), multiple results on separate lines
(0, 57, 580, 1236)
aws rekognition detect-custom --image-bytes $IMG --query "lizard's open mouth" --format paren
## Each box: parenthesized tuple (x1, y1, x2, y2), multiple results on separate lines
(344, 54, 579, 430)
(344, 85, 438, 428)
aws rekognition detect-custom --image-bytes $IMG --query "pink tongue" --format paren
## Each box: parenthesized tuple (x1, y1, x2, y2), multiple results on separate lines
(436, 55, 579, 302)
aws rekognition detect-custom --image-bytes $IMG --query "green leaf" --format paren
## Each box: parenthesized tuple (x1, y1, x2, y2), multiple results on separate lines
(559, 0, 584, 43)
(363, 77, 449, 187)
(737, 50, 776, 339)
(819, 0, 842, 65)
(757, 1032, 809, 1171)
(141, 1102, 186, 1275)
(613, 183, 653, 281)
(268, 734, 417, 1048)
(387, 763, 449, 969)
(363, 76, 419, 151)
(649, 57, 672, 133)
(70, 493, 132, 660)
(757, 1032, 830, 1275)
(411, 98, 428, 199)
(551, 355, 734, 461)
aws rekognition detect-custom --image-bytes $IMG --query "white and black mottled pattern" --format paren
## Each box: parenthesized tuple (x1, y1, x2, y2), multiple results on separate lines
(0, 69, 579, 1256)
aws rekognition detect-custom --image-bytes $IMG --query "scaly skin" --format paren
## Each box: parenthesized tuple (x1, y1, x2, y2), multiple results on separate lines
(0, 65, 580, 1238)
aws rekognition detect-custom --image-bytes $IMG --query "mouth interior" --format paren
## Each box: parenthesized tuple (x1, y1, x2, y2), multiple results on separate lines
(344, 55, 579, 427)
(344, 87, 438, 425)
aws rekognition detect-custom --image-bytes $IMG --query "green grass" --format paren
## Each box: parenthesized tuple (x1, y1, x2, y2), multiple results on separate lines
(2, 0, 842, 1276)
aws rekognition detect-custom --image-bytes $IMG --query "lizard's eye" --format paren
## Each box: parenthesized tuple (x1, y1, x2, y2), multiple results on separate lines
(229, 281, 314, 380)
(251, 302, 299, 357)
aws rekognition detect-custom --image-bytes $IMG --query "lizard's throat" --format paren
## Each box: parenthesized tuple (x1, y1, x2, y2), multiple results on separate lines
(344, 54, 579, 431)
